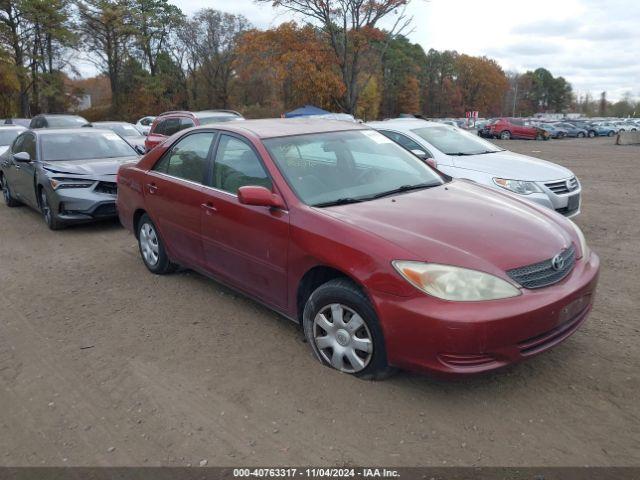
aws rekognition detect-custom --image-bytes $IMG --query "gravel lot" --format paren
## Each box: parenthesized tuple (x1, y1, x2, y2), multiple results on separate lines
(0, 137, 638, 467)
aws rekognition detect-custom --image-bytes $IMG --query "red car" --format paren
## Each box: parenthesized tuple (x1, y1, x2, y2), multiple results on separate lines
(486, 118, 550, 140)
(144, 110, 243, 152)
(117, 120, 599, 378)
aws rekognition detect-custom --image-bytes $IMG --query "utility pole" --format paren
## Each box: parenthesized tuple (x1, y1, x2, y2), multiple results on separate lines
(512, 76, 519, 117)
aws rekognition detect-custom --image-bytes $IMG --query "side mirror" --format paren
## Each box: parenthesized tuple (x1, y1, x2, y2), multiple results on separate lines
(134, 145, 146, 155)
(410, 149, 427, 160)
(238, 186, 285, 209)
(425, 157, 438, 169)
(13, 151, 31, 163)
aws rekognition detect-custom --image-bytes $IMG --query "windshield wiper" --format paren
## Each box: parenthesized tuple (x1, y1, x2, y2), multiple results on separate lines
(313, 197, 365, 208)
(371, 182, 436, 199)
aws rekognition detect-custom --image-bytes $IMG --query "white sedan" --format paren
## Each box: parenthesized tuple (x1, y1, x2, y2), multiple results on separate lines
(135, 116, 156, 135)
(367, 119, 582, 217)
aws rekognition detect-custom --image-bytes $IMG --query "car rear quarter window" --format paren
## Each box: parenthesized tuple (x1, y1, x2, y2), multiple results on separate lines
(153, 132, 215, 184)
(180, 118, 195, 130)
(212, 135, 272, 194)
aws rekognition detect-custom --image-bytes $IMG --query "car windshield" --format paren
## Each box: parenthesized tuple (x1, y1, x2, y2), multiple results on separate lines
(264, 129, 444, 207)
(198, 114, 241, 125)
(411, 125, 504, 156)
(41, 132, 136, 161)
(46, 116, 88, 128)
(0, 129, 22, 146)
(98, 124, 142, 137)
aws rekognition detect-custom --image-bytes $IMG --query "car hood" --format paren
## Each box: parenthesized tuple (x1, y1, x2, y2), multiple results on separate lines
(41, 156, 139, 177)
(321, 180, 574, 275)
(125, 137, 146, 148)
(451, 150, 573, 181)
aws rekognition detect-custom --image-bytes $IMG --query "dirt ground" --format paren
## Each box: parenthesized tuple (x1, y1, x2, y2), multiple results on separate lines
(0, 137, 638, 467)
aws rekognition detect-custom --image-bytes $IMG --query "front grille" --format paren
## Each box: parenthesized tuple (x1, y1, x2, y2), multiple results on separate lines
(544, 177, 579, 195)
(95, 181, 117, 195)
(507, 244, 576, 289)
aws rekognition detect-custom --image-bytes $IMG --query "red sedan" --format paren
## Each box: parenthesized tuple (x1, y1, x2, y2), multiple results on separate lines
(116, 119, 599, 378)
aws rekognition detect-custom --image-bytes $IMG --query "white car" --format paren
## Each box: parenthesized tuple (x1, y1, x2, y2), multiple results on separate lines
(0, 125, 26, 156)
(367, 119, 582, 217)
(135, 116, 156, 135)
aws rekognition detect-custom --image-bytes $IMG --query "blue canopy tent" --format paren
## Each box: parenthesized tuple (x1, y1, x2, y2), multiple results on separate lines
(284, 105, 330, 118)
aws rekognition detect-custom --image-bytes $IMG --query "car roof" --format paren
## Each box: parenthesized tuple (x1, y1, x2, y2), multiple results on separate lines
(0, 125, 26, 130)
(366, 119, 445, 131)
(217, 118, 367, 139)
(33, 128, 116, 135)
(92, 121, 132, 125)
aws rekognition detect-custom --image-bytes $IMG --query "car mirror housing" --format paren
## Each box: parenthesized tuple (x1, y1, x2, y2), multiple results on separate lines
(238, 186, 285, 209)
(134, 145, 146, 155)
(13, 151, 31, 163)
(425, 157, 438, 169)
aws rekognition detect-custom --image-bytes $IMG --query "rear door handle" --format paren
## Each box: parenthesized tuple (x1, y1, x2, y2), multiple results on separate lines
(146, 183, 158, 194)
(201, 202, 217, 215)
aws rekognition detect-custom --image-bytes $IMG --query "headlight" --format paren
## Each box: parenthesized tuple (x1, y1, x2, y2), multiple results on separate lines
(50, 178, 95, 190)
(493, 178, 543, 195)
(568, 219, 590, 260)
(392, 261, 521, 301)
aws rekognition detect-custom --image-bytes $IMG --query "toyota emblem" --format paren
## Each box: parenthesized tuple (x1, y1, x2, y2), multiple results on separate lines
(551, 253, 565, 271)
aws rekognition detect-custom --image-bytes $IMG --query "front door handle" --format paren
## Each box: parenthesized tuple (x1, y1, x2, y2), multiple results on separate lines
(146, 183, 158, 194)
(201, 202, 217, 215)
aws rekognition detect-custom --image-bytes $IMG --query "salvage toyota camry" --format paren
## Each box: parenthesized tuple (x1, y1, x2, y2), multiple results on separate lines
(116, 119, 599, 378)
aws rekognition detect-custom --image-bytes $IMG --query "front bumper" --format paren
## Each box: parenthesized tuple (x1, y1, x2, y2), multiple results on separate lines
(373, 252, 600, 376)
(50, 183, 118, 223)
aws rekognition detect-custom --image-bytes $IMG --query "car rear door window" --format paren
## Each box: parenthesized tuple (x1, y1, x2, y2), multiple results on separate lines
(163, 118, 181, 136)
(212, 135, 272, 194)
(153, 132, 215, 184)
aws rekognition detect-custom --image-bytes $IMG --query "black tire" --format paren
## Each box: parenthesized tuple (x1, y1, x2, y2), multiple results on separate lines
(39, 187, 64, 230)
(535, 133, 544, 141)
(137, 213, 177, 274)
(577, 132, 585, 138)
(588, 130, 596, 138)
(302, 278, 394, 380)
(607, 131, 614, 137)
(499, 130, 511, 140)
(1, 174, 20, 207)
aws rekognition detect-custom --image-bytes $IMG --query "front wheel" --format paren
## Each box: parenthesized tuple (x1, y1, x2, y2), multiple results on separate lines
(588, 130, 596, 138)
(577, 132, 585, 138)
(40, 188, 64, 230)
(607, 131, 615, 137)
(303, 278, 394, 380)
(535, 133, 544, 141)
(1, 174, 20, 207)
(137, 214, 177, 274)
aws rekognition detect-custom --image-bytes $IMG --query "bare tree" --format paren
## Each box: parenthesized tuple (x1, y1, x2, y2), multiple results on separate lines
(258, 0, 412, 114)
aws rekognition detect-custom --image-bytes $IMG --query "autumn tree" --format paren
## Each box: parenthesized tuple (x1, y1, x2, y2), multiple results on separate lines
(78, 0, 135, 114)
(379, 35, 425, 117)
(235, 22, 344, 115)
(455, 54, 508, 117)
(259, 0, 412, 114)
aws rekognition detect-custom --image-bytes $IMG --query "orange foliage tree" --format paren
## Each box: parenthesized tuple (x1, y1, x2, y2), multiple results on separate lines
(234, 22, 344, 115)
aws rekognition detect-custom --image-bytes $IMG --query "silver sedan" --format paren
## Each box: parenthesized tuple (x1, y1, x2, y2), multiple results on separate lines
(367, 119, 581, 217)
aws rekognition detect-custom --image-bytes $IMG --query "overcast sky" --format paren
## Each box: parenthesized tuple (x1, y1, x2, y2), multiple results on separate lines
(82, 0, 640, 101)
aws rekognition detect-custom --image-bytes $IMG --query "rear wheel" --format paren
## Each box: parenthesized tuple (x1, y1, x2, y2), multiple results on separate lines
(577, 132, 585, 138)
(588, 130, 596, 138)
(499, 130, 511, 140)
(137, 214, 177, 274)
(607, 131, 615, 137)
(303, 278, 394, 380)
(1, 174, 20, 207)
(535, 133, 544, 141)
(40, 188, 64, 230)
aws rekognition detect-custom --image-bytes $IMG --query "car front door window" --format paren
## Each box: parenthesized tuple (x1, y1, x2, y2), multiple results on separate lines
(212, 135, 272, 194)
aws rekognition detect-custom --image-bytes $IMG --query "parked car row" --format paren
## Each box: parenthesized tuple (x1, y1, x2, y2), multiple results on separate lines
(0, 116, 599, 380)
(476, 116, 640, 140)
